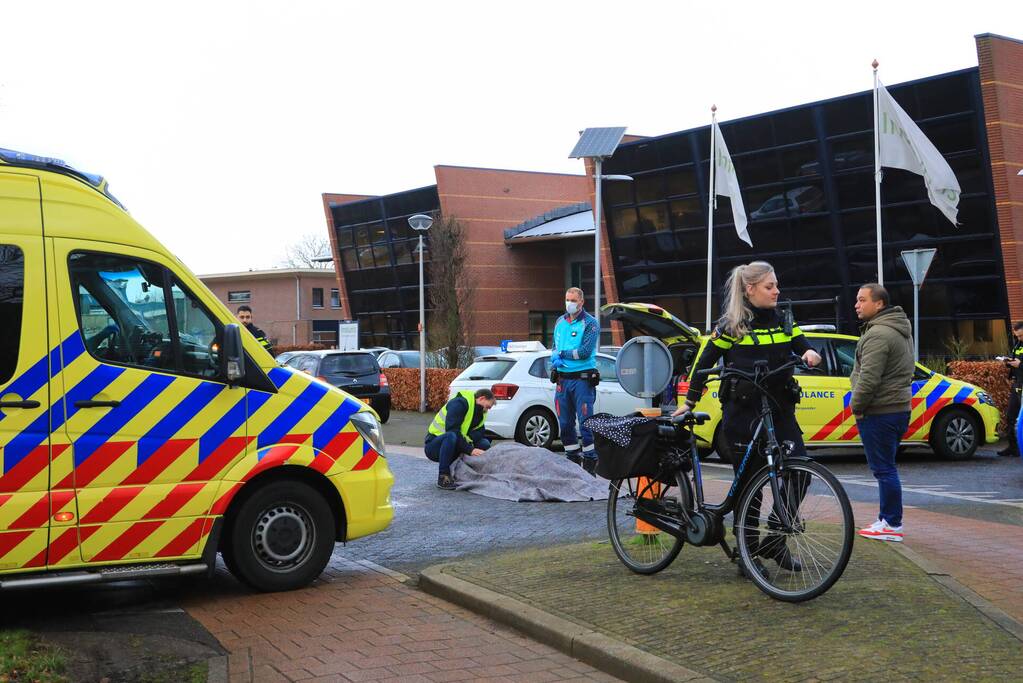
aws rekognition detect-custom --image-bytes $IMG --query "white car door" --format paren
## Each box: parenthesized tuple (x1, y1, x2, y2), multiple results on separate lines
(594, 355, 645, 416)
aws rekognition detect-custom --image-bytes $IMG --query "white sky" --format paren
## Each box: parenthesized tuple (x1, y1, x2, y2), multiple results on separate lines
(1, 1, 1019, 275)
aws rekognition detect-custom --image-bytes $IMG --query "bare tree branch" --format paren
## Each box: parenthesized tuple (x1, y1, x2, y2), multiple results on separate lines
(282, 233, 332, 269)
(426, 215, 477, 369)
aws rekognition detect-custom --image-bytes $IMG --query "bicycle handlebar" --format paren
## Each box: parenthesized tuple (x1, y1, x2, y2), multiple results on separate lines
(693, 355, 809, 383)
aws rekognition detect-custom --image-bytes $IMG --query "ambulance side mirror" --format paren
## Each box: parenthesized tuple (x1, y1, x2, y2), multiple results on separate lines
(224, 324, 247, 383)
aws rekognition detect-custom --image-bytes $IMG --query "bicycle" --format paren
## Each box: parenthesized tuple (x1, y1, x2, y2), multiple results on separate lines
(600, 358, 855, 602)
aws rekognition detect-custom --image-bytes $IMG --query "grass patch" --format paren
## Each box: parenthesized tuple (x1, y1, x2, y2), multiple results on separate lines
(0, 630, 67, 683)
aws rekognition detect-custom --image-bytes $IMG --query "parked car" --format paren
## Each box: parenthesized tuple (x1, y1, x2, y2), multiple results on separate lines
(359, 346, 391, 358)
(602, 302, 1000, 461)
(283, 350, 391, 422)
(377, 350, 446, 369)
(448, 342, 647, 449)
(429, 345, 504, 369)
(750, 186, 826, 220)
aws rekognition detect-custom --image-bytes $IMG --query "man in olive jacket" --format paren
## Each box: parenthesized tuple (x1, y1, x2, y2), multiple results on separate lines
(851, 283, 915, 543)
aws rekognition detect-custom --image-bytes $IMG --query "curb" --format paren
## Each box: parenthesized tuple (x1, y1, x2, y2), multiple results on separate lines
(419, 564, 718, 683)
(205, 655, 228, 683)
(889, 542, 1023, 643)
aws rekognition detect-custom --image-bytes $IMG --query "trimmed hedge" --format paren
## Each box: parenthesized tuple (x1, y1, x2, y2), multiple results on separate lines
(946, 361, 1010, 433)
(384, 368, 463, 411)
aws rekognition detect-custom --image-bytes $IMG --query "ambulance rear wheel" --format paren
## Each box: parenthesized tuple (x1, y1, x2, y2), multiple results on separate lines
(931, 408, 981, 461)
(227, 480, 335, 592)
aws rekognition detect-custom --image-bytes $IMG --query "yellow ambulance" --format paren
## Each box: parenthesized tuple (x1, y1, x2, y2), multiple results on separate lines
(0, 149, 393, 592)
(603, 303, 1000, 461)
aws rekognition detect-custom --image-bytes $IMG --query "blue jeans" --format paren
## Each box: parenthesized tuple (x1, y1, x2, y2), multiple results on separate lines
(556, 378, 596, 459)
(856, 412, 910, 527)
(424, 433, 490, 475)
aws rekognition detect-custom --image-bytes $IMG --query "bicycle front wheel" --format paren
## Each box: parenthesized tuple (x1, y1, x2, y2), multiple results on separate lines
(734, 460, 854, 602)
(607, 472, 690, 574)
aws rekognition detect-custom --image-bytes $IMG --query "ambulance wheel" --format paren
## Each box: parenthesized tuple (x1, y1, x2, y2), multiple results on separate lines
(226, 480, 335, 592)
(516, 408, 557, 450)
(931, 408, 981, 461)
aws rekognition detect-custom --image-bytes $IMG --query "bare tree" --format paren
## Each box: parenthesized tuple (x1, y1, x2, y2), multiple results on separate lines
(426, 215, 476, 369)
(282, 233, 332, 269)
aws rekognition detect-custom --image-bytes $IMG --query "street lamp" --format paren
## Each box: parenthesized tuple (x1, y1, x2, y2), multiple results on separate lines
(408, 213, 433, 413)
(569, 128, 630, 334)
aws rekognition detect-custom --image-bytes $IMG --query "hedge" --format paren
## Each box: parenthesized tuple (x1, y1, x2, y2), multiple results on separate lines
(946, 361, 1011, 433)
(384, 368, 463, 411)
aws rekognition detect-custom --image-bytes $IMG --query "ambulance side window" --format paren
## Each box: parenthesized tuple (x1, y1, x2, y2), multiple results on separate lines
(0, 245, 24, 385)
(832, 340, 857, 377)
(794, 338, 828, 376)
(70, 252, 222, 379)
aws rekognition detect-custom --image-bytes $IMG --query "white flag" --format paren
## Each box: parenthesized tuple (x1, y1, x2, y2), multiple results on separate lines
(877, 82, 961, 225)
(713, 122, 751, 246)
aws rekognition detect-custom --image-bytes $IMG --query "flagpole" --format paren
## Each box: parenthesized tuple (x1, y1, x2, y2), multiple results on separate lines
(705, 105, 717, 333)
(873, 59, 883, 285)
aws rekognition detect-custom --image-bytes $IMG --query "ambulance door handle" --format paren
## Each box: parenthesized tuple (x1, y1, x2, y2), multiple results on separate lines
(0, 399, 40, 409)
(74, 399, 121, 409)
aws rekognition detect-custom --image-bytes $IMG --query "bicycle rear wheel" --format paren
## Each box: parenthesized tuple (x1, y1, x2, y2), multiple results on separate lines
(607, 471, 690, 574)
(734, 459, 854, 602)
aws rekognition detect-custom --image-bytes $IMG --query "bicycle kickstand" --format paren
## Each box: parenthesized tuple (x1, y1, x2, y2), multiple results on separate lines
(719, 539, 738, 563)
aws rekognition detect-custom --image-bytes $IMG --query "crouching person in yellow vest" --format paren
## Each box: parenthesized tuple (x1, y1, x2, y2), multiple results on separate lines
(425, 388, 496, 490)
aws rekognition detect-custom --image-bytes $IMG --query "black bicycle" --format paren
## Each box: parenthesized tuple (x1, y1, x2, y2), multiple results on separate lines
(601, 358, 855, 602)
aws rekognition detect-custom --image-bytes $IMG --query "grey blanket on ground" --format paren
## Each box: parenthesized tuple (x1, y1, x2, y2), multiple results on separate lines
(449, 442, 608, 502)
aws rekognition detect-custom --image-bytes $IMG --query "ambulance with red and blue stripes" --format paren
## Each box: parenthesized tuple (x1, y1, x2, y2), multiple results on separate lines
(604, 303, 1001, 461)
(0, 149, 393, 592)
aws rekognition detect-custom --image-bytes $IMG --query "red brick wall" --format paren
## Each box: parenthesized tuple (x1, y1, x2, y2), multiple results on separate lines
(434, 166, 589, 344)
(202, 272, 342, 346)
(977, 34, 1023, 320)
(322, 192, 378, 320)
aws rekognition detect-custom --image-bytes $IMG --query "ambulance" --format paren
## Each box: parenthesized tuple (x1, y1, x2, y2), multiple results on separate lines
(603, 303, 1001, 461)
(0, 149, 393, 592)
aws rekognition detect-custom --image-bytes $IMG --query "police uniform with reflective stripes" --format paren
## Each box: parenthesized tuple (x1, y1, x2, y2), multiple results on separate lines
(1004, 340, 1023, 456)
(245, 323, 274, 356)
(686, 307, 812, 473)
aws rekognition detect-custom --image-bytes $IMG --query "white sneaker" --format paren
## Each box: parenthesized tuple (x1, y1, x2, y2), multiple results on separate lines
(858, 519, 904, 542)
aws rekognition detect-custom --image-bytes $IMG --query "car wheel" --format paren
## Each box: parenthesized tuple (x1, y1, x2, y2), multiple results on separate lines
(931, 408, 981, 461)
(516, 408, 557, 450)
(225, 480, 335, 592)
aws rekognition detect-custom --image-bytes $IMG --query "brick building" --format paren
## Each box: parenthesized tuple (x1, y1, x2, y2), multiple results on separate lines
(199, 269, 345, 348)
(324, 33, 1022, 357)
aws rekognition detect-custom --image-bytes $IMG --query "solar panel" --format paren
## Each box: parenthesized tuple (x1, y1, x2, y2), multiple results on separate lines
(568, 127, 627, 159)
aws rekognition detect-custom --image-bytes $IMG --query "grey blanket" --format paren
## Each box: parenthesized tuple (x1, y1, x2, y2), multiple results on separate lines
(449, 442, 609, 502)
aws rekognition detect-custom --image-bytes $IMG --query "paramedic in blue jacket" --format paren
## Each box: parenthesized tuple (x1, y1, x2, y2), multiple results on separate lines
(551, 287, 601, 474)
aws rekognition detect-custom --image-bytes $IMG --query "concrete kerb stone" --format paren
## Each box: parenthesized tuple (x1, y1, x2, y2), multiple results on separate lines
(205, 655, 228, 683)
(889, 542, 1023, 643)
(418, 564, 715, 683)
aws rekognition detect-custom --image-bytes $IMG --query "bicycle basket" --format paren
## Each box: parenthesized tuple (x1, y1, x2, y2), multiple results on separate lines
(584, 414, 662, 480)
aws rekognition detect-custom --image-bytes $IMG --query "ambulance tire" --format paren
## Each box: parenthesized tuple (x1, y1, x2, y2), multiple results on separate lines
(226, 480, 335, 592)
(930, 408, 981, 461)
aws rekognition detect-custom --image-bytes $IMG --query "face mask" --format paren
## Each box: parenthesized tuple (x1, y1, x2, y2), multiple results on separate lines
(565, 301, 579, 315)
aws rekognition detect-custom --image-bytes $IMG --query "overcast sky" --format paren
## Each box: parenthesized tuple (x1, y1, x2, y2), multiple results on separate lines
(1, 1, 1019, 275)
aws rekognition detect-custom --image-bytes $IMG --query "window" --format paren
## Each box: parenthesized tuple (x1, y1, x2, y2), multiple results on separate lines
(528, 311, 563, 347)
(832, 339, 856, 377)
(227, 290, 250, 303)
(312, 287, 324, 308)
(0, 246, 24, 384)
(69, 252, 222, 379)
(330, 288, 341, 308)
(595, 355, 618, 383)
(320, 353, 378, 376)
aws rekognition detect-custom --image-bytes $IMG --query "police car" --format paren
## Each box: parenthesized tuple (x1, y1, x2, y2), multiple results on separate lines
(603, 303, 1001, 461)
(447, 342, 646, 449)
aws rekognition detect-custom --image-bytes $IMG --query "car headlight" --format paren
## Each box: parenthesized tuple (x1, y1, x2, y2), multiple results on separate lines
(350, 411, 387, 456)
(977, 392, 995, 407)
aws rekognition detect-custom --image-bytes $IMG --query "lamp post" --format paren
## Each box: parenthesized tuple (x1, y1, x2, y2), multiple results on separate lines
(408, 213, 433, 413)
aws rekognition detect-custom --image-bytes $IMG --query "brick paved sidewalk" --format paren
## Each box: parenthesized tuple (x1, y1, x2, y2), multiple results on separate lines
(181, 555, 620, 683)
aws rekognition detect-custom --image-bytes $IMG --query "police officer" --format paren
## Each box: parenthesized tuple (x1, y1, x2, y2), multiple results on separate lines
(998, 321, 1023, 457)
(674, 261, 821, 572)
(236, 305, 274, 356)
(551, 287, 601, 474)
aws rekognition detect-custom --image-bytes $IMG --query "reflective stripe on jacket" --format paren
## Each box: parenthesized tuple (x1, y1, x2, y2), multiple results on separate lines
(428, 390, 480, 446)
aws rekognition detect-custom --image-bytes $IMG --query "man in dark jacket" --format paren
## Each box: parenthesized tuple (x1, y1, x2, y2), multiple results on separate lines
(425, 389, 495, 490)
(851, 283, 915, 543)
(236, 305, 274, 356)
(997, 321, 1023, 457)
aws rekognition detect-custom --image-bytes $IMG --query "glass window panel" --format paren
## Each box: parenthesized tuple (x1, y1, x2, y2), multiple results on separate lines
(0, 245, 24, 384)
(372, 243, 392, 267)
(312, 288, 324, 308)
(955, 195, 993, 236)
(170, 280, 221, 378)
(367, 222, 388, 244)
(953, 280, 1004, 316)
(883, 203, 945, 242)
(837, 210, 875, 247)
(829, 134, 873, 173)
(824, 95, 872, 136)
(612, 236, 643, 268)
(735, 150, 781, 187)
(781, 144, 820, 179)
(641, 232, 679, 263)
(354, 226, 371, 248)
(670, 198, 703, 229)
(725, 118, 774, 153)
(772, 108, 816, 145)
(604, 179, 632, 206)
(789, 215, 833, 250)
(337, 228, 354, 247)
(341, 248, 359, 272)
(657, 135, 691, 167)
(610, 207, 639, 237)
(664, 168, 697, 197)
(942, 239, 999, 279)
(948, 153, 986, 196)
(634, 174, 664, 203)
(331, 288, 341, 308)
(637, 204, 670, 233)
(882, 168, 930, 205)
(672, 228, 708, 258)
(834, 171, 874, 210)
(914, 74, 972, 119)
(920, 117, 975, 156)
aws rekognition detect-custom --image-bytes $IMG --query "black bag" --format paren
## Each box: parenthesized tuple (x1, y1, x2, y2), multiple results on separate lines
(586, 415, 662, 480)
